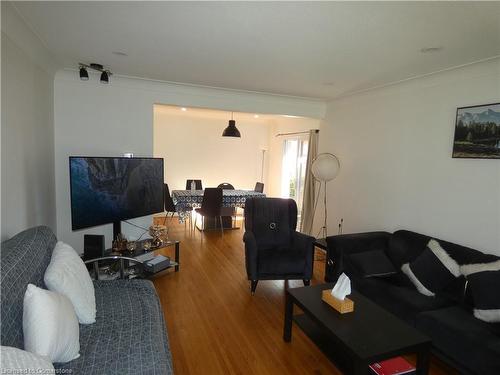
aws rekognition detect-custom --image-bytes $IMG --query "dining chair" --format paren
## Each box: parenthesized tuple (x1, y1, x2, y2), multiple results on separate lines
(163, 184, 177, 224)
(163, 184, 177, 226)
(254, 182, 264, 193)
(186, 179, 203, 190)
(194, 188, 224, 235)
(217, 182, 234, 190)
(218, 183, 236, 227)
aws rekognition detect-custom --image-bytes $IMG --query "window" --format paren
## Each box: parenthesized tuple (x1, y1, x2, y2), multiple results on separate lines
(281, 136, 308, 227)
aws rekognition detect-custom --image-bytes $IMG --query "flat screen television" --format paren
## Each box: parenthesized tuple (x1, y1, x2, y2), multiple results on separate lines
(69, 156, 164, 233)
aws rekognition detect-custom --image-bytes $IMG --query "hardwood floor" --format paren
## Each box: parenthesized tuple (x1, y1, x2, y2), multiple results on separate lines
(151, 218, 457, 375)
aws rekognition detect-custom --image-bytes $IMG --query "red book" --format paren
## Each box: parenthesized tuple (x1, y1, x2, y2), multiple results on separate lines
(369, 357, 416, 375)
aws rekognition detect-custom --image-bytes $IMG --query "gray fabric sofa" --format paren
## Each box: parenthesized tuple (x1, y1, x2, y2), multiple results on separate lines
(0, 226, 174, 374)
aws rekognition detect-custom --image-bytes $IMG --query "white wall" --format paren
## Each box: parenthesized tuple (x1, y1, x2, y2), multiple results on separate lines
(1, 3, 57, 240)
(320, 58, 500, 255)
(54, 70, 325, 251)
(154, 107, 270, 191)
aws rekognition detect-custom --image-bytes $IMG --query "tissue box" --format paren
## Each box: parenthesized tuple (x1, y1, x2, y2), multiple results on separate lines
(322, 290, 354, 314)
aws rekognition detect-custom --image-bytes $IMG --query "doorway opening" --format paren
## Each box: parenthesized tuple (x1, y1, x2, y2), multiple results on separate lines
(281, 135, 309, 227)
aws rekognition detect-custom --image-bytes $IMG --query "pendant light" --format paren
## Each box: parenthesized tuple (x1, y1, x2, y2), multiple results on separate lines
(222, 112, 241, 138)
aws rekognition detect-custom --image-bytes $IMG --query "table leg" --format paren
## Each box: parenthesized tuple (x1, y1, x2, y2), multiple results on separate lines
(416, 346, 430, 375)
(175, 242, 180, 272)
(283, 292, 293, 342)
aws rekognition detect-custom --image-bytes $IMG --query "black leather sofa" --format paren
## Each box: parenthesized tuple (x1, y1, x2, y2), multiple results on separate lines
(325, 230, 500, 375)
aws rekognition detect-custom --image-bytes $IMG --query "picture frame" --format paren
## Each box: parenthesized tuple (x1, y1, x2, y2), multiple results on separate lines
(452, 102, 500, 159)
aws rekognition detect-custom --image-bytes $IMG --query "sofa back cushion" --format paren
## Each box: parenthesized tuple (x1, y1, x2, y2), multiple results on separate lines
(0, 226, 57, 349)
(387, 230, 499, 303)
(387, 230, 497, 268)
(244, 198, 297, 249)
(386, 230, 431, 268)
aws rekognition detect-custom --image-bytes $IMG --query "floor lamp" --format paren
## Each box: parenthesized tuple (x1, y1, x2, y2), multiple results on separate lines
(311, 153, 340, 238)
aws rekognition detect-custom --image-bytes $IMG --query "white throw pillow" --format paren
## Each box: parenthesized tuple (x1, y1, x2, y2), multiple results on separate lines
(0, 346, 55, 373)
(23, 284, 80, 363)
(44, 241, 96, 324)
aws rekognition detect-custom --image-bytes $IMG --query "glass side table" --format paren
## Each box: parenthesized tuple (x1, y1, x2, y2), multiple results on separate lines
(83, 239, 180, 280)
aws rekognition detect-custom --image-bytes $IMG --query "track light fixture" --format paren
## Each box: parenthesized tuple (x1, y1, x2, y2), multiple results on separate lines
(79, 66, 89, 81)
(78, 63, 112, 83)
(100, 71, 109, 84)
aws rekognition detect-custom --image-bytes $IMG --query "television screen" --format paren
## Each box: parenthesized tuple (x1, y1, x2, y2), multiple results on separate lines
(70, 157, 164, 230)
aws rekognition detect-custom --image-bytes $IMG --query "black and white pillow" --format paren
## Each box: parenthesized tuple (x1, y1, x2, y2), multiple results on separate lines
(401, 239, 460, 297)
(461, 260, 500, 322)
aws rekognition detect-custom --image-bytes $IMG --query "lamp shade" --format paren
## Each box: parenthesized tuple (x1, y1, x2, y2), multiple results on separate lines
(311, 153, 340, 182)
(222, 119, 241, 137)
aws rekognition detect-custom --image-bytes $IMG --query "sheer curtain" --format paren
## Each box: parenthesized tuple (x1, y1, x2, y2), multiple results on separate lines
(300, 129, 319, 234)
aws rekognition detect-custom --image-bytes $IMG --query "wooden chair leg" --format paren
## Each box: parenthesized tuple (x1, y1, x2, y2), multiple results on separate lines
(219, 216, 224, 235)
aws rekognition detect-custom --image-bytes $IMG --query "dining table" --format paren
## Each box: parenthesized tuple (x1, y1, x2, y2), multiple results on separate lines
(171, 189, 266, 226)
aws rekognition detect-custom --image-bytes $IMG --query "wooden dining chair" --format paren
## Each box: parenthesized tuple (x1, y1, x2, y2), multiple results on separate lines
(194, 188, 224, 235)
(186, 179, 203, 190)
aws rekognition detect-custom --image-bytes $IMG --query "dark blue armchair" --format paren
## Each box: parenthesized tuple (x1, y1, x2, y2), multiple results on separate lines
(243, 198, 315, 294)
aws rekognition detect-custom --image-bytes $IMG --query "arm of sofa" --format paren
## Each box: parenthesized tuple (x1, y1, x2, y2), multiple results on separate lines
(325, 231, 391, 282)
(243, 231, 259, 280)
(291, 231, 315, 279)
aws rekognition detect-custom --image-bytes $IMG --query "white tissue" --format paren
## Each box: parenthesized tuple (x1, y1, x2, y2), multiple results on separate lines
(331, 273, 351, 301)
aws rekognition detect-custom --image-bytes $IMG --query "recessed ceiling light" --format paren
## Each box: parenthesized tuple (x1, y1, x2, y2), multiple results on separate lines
(254, 115, 259, 118)
(420, 46, 444, 53)
(181, 107, 187, 111)
(112, 51, 128, 56)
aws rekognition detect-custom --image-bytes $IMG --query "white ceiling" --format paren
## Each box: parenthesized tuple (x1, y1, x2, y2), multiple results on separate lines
(13, 1, 500, 100)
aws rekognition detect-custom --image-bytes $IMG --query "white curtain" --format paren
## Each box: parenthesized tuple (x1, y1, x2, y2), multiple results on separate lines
(300, 129, 319, 234)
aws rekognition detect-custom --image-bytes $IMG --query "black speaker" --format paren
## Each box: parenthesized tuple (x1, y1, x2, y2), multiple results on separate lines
(83, 234, 105, 260)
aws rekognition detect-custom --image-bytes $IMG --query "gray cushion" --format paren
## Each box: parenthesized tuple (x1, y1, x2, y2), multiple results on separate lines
(54, 279, 173, 374)
(0, 226, 57, 349)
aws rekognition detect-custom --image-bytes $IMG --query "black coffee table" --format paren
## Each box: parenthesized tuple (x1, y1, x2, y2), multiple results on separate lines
(283, 283, 431, 375)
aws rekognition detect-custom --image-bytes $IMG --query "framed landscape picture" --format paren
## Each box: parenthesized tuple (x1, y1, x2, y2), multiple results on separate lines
(452, 102, 500, 159)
